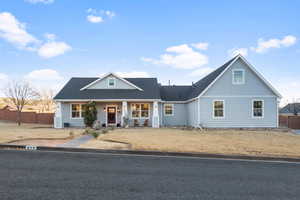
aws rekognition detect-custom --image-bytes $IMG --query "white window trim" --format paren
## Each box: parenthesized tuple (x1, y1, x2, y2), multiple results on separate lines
(252, 99, 264, 119)
(232, 69, 245, 85)
(107, 77, 116, 88)
(212, 100, 225, 119)
(131, 103, 150, 119)
(70, 103, 84, 119)
(164, 104, 174, 116)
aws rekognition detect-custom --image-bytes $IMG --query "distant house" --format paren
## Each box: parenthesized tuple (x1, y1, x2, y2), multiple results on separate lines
(53, 55, 281, 128)
(280, 103, 300, 116)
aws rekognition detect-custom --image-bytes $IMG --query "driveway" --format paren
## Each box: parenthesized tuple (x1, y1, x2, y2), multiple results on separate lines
(0, 150, 299, 200)
(293, 129, 300, 134)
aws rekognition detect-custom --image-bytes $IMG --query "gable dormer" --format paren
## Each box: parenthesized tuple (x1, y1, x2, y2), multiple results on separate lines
(80, 73, 143, 91)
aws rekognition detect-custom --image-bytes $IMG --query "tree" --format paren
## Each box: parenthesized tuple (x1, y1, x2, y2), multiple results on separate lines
(3, 81, 38, 126)
(37, 89, 55, 113)
(83, 101, 97, 127)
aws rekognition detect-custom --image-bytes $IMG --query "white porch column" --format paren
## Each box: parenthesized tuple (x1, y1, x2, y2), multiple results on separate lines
(152, 101, 160, 128)
(121, 101, 128, 126)
(54, 102, 63, 128)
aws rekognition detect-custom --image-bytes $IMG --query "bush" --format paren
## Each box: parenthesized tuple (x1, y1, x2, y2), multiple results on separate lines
(102, 129, 108, 134)
(83, 128, 92, 135)
(91, 130, 100, 138)
(83, 101, 97, 127)
(69, 131, 74, 138)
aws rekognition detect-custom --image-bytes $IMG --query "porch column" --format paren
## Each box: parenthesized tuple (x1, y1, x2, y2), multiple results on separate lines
(152, 101, 160, 128)
(54, 102, 63, 128)
(121, 101, 128, 127)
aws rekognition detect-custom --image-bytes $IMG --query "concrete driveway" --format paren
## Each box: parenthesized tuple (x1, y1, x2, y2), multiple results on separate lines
(0, 150, 300, 200)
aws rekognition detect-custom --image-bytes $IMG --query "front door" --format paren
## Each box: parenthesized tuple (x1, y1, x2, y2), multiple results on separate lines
(107, 107, 116, 124)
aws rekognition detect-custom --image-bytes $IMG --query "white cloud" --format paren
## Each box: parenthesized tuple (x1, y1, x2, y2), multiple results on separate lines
(228, 48, 248, 57)
(44, 33, 56, 41)
(273, 79, 300, 106)
(116, 71, 150, 78)
(251, 35, 297, 53)
(191, 42, 209, 50)
(0, 73, 8, 80)
(24, 0, 54, 4)
(188, 67, 214, 77)
(25, 69, 62, 81)
(0, 12, 40, 50)
(105, 10, 116, 18)
(38, 41, 71, 58)
(142, 44, 208, 69)
(87, 15, 103, 23)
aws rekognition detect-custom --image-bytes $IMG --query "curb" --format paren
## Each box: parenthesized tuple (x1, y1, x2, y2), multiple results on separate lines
(0, 144, 300, 163)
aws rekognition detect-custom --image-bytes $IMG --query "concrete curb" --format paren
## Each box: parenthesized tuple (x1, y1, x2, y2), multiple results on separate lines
(1, 144, 300, 163)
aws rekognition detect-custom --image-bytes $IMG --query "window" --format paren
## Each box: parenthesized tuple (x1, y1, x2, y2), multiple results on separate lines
(131, 103, 150, 118)
(213, 100, 224, 118)
(253, 100, 263, 118)
(232, 69, 245, 84)
(71, 104, 86, 118)
(164, 104, 174, 116)
(108, 78, 115, 87)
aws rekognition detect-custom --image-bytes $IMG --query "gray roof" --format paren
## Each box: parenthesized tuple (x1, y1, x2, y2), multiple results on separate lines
(280, 103, 300, 114)
(54, 78, 161, 100)
(54, 56, 237, 101)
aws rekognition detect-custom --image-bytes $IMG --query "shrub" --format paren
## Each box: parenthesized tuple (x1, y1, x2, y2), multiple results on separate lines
(83, 101, 97, 127)
(91, 130, 100, 138)
(102, 129, 108, 134)
(69, 131, 74, 138)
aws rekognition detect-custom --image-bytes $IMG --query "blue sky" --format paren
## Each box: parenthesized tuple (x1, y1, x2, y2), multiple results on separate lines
(0, 0, 299, 103)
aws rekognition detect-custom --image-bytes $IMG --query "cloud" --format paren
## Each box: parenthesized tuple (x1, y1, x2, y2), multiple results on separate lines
(44, 33, 56, 41)
(188, 67, 214, 77)
(24, 0, 54, 4)
(251, 35, 297, 53)
(0, 12, 40, 50)
(142, 44, 208, 69)
(38, 41, 71, 58)
(116, 71, 150, 78)
(228, 48, 248, 57)
(191, 42, 209, 50)
(25, 69, 63, 81)
(86, 8, 115, 23)
(273, 79, 300, 106)
(0, 73, 8, 80)
(87, 15, 104, 23)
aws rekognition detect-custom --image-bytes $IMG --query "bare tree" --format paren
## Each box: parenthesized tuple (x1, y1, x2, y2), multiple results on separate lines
(3, 81, 38, 126)
(37, 89, 55, 113)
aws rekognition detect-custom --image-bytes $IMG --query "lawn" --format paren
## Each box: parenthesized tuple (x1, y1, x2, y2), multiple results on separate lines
(0, 121, 83, 144)
(81, 128, 300, 158)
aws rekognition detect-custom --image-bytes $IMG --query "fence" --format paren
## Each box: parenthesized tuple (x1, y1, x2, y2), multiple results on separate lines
(279, 115, 300, 129)
(0, 108, 54, 125)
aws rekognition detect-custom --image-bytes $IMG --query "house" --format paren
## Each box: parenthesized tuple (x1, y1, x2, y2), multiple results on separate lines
(53, 55, 282, 128)
(280, 103, 300, 116)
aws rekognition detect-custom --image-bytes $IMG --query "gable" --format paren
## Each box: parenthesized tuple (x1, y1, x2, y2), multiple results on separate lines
(202, 57, 280, 97)
(81, 73, 142, 90)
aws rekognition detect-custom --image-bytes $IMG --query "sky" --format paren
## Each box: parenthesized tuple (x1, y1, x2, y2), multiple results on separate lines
(0, 0, 299, 105)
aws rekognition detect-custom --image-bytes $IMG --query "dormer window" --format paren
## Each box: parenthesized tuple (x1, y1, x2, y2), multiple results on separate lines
(232, 69, 245, 85)
(108, 78, 115, 87)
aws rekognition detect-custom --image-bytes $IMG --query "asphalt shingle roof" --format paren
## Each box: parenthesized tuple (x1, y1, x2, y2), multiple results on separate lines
(54, 56, 237, 101)
(280, 103, 300, 114)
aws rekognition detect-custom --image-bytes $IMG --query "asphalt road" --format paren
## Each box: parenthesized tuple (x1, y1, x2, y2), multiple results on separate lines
(0, 150, 300, 200)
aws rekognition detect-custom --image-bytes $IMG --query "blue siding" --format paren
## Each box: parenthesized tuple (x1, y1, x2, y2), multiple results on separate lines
(161, 103, 187, 126)
(187, 100, 199, 127)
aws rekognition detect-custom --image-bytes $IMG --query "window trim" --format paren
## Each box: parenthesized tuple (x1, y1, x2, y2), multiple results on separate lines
(70, 103, 84, 119)
(131, 103, 150, 119)
(212, 100, 225, 119)
(232, 69, 245, 85)
(107, 77, 116, 88)
(252, 99, 264, 119)
(164, 104, 174, 116)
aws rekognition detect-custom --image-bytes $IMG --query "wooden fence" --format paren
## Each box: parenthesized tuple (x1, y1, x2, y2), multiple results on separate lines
(279, 115, 300, 129)
(0, 108, 54, 124)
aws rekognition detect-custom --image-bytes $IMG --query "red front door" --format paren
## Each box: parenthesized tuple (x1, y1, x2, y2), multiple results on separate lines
(107, 107, 116, 124)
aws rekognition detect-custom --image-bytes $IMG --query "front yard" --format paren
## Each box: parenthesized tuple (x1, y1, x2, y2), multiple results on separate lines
(81, 128, 300, 158)
(0, 121, 83, 144)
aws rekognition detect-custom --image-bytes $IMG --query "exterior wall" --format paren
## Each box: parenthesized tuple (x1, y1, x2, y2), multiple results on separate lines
(204, 58, 276, 96)
(199, 97, 278, 128)
(88, 75, 136, 89)
(161, 103, 187, 126)
(187, 99, 199, 127)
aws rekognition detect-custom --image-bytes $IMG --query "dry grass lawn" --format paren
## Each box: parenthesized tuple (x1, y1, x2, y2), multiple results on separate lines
(83, 128, 300, 158)
(0, 121, 83, 144)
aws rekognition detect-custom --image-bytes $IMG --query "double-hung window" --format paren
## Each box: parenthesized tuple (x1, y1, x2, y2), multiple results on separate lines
(232, 69, 245, 84)
(71, 104, 84, 118)
(131, 103, 150, 118)
(164, 104, 174, 116)
(108, 78, 116, 87)
(213, 100, 224, 118)
(252, 100, 263, 118)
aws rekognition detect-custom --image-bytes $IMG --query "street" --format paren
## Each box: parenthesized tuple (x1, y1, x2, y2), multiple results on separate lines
(0, 150, 299, 200)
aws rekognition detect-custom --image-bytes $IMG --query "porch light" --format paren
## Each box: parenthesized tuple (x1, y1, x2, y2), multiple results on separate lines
(103, 107, 106, 112)
(117, 107, 121, 112)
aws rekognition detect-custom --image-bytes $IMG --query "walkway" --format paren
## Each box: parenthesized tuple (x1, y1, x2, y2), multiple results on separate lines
(57, 135, 93, 148)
